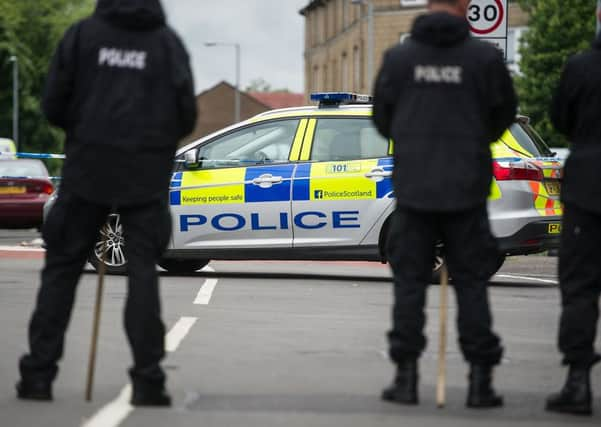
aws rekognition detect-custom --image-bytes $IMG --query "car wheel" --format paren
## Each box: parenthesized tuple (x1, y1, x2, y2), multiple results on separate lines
(431, 242, 445, 283)
(379, 220, 446, 282)
(158, 259, 209, 274)
(89, 214, 128, 275)
(431, 251, 506, 284)
(490, 253, 506, 277)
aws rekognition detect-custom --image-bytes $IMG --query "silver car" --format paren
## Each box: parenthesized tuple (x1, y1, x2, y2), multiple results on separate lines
(45, 93, 563, 275)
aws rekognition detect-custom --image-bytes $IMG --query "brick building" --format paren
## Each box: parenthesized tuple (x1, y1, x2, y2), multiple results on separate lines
(182, 81, 306, 144)
(300, 0, 529, 98)
(182, 81, 269, 144)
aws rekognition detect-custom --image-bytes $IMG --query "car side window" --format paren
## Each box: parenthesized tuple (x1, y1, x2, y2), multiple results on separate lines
(311, 118, 389, 162)
(190, 119, 299, 169)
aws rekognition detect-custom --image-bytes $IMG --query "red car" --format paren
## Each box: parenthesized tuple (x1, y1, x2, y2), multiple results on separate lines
(0, 159, 54, 228)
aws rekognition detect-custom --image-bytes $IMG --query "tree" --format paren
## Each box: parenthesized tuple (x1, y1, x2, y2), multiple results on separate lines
(0, 0, 94, 161)
(245, 78, 272, 92)
(245, 77, 291, 93)
(516, 0, 596, 147)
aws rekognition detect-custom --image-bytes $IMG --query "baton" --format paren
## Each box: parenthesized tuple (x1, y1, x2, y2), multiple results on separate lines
(436, 263, 449, 409)
(85, 225, 108, 402)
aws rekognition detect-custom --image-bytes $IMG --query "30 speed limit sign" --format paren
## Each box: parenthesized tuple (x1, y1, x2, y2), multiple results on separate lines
(467, 0, 508, 58)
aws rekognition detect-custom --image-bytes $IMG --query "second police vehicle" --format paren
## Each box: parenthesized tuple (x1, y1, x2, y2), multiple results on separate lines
(46, 92, 564, 275)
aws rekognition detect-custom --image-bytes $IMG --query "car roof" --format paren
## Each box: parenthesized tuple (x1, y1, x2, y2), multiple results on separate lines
(250, 104, 372, 121)
(177, 101, 530, 156)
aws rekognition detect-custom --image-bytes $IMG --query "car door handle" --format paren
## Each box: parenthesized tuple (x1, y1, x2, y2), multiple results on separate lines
(365, 168, 392, 180)
(252, 174, 283, 188)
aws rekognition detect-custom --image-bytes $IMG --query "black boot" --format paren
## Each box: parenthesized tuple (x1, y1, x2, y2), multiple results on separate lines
(130, 384, 172, 407)
(546, 366, 592, 416)
(466, 365, 503, 408)
(15, 379, 53, 401)
(381, 360, 418, 405)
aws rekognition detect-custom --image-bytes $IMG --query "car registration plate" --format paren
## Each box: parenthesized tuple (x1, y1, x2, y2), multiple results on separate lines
(0, 186, 26, 194)
(544, 181, 561, 196)
(548, 223, 562, 235)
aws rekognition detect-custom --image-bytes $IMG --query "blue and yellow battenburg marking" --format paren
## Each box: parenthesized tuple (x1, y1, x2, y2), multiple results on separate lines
(170, 159, 394, 206)
(292, 158, 393, 201)
(170, 165, 295, 206)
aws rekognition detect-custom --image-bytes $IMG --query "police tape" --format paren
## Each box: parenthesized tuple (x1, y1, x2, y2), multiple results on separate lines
(0, 151, 66, 160)
(17, 152, 66, 159)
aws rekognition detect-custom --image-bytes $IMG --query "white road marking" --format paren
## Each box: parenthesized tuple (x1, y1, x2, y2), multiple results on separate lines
(194, 266, 218, 305)
(81, 385, 133, 427)
(495, 274, 558, 285)
(82, 315, 202, 426)
(82, 267, 219, 426)
(0, 245, 45, 252)
(165, 317, 198, 353)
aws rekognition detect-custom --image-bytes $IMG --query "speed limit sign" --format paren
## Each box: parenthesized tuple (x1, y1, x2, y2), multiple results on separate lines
(467, 0, 508, 58)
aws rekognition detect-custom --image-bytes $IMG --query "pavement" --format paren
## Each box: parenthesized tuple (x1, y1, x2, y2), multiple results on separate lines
(0, 230, 599, 426)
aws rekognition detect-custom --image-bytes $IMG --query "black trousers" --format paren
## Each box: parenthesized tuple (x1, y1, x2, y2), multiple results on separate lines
(558, 203, 601, 368)
(19, 190, 172, 388)
(387, 204, 503, 365)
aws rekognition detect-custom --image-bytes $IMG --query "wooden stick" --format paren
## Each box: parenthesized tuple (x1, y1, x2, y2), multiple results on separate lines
(436, 263, 449, 409)
(85, 227, 108, 402)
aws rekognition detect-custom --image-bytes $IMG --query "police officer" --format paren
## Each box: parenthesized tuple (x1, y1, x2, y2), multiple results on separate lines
(16, 0, 197, 407)
(372, 0, 517, 407)
(546, 10, 601, 416)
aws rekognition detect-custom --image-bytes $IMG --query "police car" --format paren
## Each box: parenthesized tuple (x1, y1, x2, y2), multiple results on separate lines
(47, 92, 563, 275)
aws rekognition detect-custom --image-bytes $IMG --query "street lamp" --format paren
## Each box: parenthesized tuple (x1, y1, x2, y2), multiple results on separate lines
(204, 42, 241, 124)
(351, 0, 374, 93)
(9, 56, 19, 151)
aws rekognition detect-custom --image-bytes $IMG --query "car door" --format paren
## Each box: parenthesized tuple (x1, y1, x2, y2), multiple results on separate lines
(291, 116, 394, 247)
(170, 118, 306, 250)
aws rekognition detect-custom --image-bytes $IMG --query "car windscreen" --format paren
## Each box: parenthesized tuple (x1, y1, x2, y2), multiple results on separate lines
(0, 160, 48, 178)
(508, 123, 553, 158)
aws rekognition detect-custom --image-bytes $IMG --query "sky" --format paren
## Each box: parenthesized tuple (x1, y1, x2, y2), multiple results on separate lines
(162, 0, 309, 95)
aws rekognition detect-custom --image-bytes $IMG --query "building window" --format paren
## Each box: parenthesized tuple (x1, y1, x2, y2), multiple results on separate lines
(342, 0, 348, 29)
(400, 0, 427, 7)
(507, 26, 527, 73)
(324, 2, 330, 40)
(341, 53, 349, 92)
(312, 14, 318, 46)
(313, 66, 320, 92)
(323, 65, 328, 91)
(332, 59, 338, 89)
(353, 46, 361, 91)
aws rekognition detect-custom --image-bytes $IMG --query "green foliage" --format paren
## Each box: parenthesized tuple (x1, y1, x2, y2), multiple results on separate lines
(0, 0, 94, 162)
(516, 0, 596, 147)
(245, 77, 291, 93)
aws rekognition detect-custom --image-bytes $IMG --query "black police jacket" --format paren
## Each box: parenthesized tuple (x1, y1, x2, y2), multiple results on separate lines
(373, 12, 517, 212)
(42, 0, 197, 206)
(551, 34, 601, 214)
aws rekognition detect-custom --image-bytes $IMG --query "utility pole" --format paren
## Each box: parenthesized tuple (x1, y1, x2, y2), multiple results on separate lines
(9, 56, 19, 151)
(204, 42, 241, 124)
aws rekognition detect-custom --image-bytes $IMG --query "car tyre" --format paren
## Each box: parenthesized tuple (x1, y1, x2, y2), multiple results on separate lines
(89, 214, 128, 275)
(431, 252, 506, 284)
(158, 259, 209, 274)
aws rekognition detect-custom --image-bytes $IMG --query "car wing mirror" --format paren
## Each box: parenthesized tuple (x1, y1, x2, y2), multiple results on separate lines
(184, 150, 200, 169)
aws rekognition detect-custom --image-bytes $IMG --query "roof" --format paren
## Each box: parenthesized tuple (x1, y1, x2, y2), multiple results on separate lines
(248, 92, 305, 109)
(299, 0, 326, 16)
(196, 81, 271, 109)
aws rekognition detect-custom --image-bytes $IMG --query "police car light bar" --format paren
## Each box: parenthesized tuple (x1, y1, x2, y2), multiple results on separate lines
(310, 92, 373, 107)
